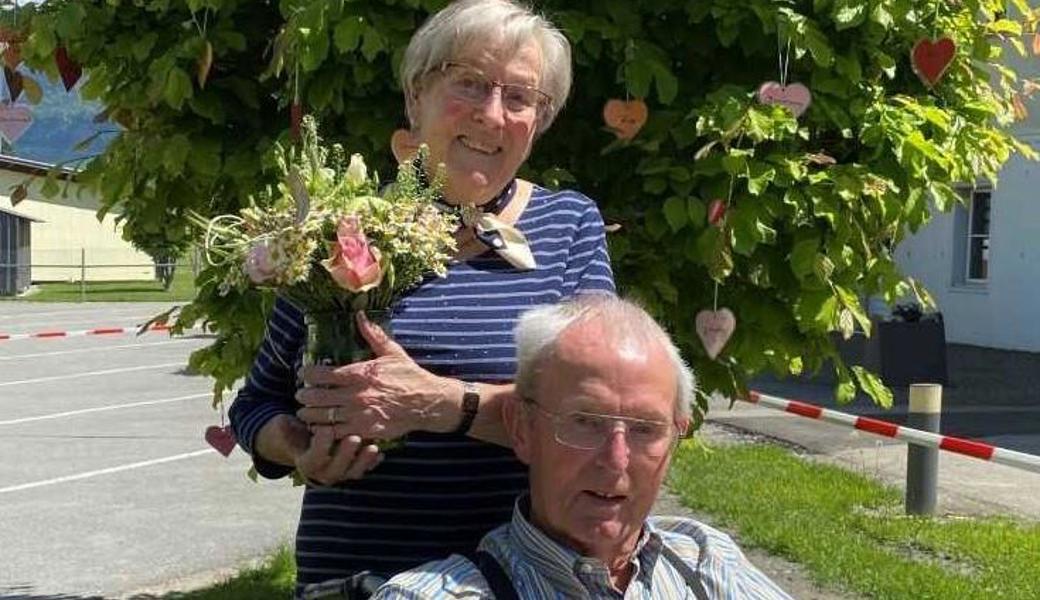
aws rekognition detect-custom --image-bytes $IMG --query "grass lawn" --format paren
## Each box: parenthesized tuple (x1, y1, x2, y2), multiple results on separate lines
(9, 265, 197, 302)
(669, 441, 1040, 600)
(164, 547, 294, 599)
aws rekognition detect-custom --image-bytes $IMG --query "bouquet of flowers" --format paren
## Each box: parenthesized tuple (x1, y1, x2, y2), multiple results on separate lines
(192, 116, 458, 365)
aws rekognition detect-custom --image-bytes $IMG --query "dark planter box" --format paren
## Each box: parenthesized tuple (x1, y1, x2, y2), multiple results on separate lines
(877, 318, 948, 386)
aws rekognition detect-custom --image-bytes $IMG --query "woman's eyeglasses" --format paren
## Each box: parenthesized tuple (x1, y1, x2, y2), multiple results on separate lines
(436, 62, 552, 116)
(523, 398, 683, 458)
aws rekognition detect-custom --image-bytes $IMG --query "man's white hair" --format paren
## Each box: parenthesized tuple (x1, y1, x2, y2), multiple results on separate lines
(400, 0, 572, 134)
(514, 295, 696, 421)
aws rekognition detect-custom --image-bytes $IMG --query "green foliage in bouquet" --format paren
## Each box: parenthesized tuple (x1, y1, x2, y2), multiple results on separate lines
(19, 0, 1040, 416)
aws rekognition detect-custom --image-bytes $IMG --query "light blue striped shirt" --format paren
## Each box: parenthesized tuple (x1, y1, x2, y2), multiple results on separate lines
(372, 496, 793, 599)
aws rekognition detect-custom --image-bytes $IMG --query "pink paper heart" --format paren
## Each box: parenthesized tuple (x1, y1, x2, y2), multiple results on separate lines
(204, 425, 236, 457)
(756, 82, 812, 117)
(0, 104, 31, 144)
(695, 308, 736, 360)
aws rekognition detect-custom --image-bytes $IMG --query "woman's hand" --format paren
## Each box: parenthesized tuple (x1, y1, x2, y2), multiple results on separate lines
(295, 312, 461, 439)
(294, 426, 383, 486)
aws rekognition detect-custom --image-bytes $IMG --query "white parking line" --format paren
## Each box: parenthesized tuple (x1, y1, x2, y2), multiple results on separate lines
(0, 338, 200, 361)
(0, 392, 212, 425)
(0, 449, 216, 494)
(0, 362, 187, 387)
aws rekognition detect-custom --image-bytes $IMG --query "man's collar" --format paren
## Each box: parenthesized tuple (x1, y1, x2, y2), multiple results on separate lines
(508, 494, 667, 594)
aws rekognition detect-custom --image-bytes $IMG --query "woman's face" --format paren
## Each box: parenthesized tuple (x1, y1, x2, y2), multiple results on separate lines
(411, 37, 544, 205)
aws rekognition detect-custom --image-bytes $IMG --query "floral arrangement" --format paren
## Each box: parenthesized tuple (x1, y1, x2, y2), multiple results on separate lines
(193, 117, 458, 317)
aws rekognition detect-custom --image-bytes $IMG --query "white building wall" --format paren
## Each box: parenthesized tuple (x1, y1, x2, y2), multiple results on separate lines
(895, 135, 1040, 352)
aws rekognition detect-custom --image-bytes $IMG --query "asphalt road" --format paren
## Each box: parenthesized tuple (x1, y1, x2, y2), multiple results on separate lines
(0, 302, 301, 599)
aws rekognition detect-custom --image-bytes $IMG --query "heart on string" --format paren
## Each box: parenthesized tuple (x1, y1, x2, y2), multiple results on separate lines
(756, 82, 812, 117)
(4, 66, 22, 102)
(54, 46, 82, 91)
(290, 101, 302, 141)
(911, 37, 956, 88)
(707, 199, 727, 227)
(695, 307, 736, 360)
(204, 425, 237, 457)
(602, 99, 648, 140)
(0, 104, 32, 144)
(390, 128, 420, 164)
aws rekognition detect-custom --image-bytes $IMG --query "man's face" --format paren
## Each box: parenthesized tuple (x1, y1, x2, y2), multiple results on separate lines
(510, 322, 681, 560)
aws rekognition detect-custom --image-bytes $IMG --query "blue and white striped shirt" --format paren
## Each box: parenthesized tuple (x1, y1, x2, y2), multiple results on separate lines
(228, 183, 615, 593)
(373, 496, 794, 600)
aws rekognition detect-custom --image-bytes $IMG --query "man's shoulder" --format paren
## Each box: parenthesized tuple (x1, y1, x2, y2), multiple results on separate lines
(373, 554, 491, 600)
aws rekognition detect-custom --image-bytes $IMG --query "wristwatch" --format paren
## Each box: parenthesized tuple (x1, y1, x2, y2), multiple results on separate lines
(452, 381, 480, 435)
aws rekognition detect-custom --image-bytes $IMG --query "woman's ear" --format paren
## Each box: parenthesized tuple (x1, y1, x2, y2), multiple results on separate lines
(502, 393, 533, 465)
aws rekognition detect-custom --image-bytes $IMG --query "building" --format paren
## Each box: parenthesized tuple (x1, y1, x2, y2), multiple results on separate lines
(0, 204, 40, 295)
(894, 49, 1040, 353)
(0, 154, 152, 294)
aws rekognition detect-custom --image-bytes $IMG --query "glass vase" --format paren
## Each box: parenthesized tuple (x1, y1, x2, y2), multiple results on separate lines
(304, 309, 392, 367)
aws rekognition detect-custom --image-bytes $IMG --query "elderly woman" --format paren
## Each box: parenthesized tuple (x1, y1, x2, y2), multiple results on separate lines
(229, 0, 614, 595)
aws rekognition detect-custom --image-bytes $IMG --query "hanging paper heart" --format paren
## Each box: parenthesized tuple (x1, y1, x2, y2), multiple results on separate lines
(390, 128, 420, 164)
(197, 40, 213, 89)
(695, 308, 736, 360)
(911, 37, 956, 88)
(204, 424, 237, 457)
(54, 46, 82, 91)
(602, 99, 648, 140)
(707, 199, 727, 227)
(0, 104, 32, 144)
(4, 67, 22, 102)
(290, 101, 302, 141)
(756, 82, 812, 117)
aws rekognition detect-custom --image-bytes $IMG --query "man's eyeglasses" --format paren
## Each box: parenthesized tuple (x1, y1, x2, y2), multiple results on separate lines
(436, 62, 552, 116)
(523, 398, 683, 458)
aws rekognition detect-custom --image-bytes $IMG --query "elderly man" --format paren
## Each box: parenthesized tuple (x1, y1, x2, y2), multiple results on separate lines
(372, 297, 791, 599)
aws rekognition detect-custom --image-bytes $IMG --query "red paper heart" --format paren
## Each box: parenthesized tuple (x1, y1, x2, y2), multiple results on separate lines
(756, 82, 812, 117)
(54, 46, 81, 91)
(911, 37, 956, 88)
(603, 99, 648, 140)
(204, 425, 236, 457)
(0, 104, 32, 144)
(695, 308, 736, 360)
(707, 199, 727, 227)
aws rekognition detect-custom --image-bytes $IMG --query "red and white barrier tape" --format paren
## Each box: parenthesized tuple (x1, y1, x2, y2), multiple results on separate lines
(0, 324, 172, 341)
(745, 391, 1040, 474)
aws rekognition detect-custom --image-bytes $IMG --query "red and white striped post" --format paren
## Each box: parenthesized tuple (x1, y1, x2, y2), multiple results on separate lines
(906, 384, 941, 515)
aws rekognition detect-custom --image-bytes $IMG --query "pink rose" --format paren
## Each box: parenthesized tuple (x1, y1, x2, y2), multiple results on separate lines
(244, 241, 278, 284)
(322, 215, 383, 292)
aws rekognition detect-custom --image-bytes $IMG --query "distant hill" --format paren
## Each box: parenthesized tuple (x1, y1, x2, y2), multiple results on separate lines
(5, 68, 114, 166)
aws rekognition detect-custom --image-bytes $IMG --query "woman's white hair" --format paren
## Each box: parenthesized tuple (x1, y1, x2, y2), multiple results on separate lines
(514, 295, 696, 421)
(400, 0, 572, 134)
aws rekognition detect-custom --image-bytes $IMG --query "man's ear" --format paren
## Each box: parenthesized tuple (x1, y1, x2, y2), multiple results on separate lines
(502, 393, 532, 465)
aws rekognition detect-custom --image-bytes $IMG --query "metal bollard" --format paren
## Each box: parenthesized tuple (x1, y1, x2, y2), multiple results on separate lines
(905, 383, 942, 515)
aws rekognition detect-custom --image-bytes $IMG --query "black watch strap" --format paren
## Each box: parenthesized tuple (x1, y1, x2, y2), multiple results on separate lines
(452, 381, 480, 435)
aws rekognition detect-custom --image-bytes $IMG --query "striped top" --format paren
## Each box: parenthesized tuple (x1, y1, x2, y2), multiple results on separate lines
(228, 183, 615, 593)
(373, 496, 794, 600)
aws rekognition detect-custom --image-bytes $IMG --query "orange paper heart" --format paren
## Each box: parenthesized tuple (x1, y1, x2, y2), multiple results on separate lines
(695, 308, 736, 360)
(391, 128, 420, 164)
(603, 99, 647, 140)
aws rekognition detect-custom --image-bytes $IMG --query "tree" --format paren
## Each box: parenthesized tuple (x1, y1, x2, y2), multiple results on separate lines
(18, 0, 1040, 422)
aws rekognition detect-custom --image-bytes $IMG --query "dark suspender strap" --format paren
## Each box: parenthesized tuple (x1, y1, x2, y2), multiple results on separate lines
(473, 550, 520, 600)
(660, 543, 710, 600)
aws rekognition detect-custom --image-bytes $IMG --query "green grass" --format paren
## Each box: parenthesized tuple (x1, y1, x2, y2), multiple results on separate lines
(669, 441, 1040, 600)
(10, 265, 196, 302)
(162, 546, 295, 599)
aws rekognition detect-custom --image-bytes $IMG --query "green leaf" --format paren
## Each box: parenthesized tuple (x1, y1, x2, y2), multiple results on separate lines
(789, 235, 819, 280)
(831, 0, 867, 30)
(361, 28, 386, 62)
(663, 196, 688, 232)
(163, 68, 194, 110)
(163, 135, 191, 174)
(334, 16, 363, 53)
(653, 63, 679, 105)
(852, 366, 893, 408)
(687, 197, 706, 226)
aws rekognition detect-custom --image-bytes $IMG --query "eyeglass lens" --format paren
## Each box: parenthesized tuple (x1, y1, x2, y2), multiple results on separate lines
(444, 65, 545, 113)
(556, 411, 674, 456)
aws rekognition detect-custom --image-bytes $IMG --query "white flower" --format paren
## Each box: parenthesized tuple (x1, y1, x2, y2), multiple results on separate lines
(345, 153, 368, 186)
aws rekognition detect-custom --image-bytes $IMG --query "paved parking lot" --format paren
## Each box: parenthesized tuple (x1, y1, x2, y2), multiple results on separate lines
(0, 303, 301, 598)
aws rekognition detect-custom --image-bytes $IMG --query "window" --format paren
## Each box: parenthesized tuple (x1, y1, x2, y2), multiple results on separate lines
(966, 190, 991, 282)
(951, 186, 991, 288)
